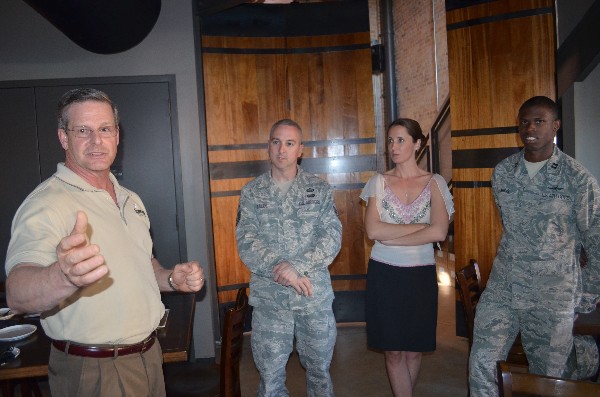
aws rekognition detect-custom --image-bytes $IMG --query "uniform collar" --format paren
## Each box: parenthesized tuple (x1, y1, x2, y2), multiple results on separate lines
(264, 165, 303, 194)
(512, 146, 562, 181)
(268, 165, 302, 181)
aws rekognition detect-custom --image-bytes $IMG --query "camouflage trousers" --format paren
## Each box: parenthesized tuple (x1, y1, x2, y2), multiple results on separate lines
(251, 303, 337, 397)
(469, 292, 599, 397)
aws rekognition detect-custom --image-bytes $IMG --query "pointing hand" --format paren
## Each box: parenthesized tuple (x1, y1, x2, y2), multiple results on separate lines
(56, 211, 108, 288)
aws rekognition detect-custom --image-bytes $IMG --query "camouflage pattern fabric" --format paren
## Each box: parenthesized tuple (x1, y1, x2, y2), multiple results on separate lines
(236, 167, 342, 396)
(469, 146, 600, 397)
(251, 302, 336, 397)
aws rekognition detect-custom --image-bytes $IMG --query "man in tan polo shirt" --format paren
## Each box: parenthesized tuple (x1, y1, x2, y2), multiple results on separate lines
(5, 88, 204, 396)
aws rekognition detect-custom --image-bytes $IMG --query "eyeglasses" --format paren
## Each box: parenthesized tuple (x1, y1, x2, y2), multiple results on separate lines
(66, 125, 118, 139)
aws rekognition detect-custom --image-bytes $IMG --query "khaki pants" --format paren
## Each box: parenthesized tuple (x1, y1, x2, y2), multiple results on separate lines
(48, 339, 166, 397)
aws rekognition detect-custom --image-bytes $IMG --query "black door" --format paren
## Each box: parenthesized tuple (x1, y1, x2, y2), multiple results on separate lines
(0, 87, 41, 278)
(1, 81, 184, 278)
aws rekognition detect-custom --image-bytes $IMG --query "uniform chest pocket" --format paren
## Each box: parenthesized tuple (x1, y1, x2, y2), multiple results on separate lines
(534, 190, 573, 216)
(297, 201, 320, 218)
(256, 206, 279, 226)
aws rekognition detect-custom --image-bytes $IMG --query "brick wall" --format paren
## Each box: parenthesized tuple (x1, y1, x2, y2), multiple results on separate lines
(392, 0, 448, 136)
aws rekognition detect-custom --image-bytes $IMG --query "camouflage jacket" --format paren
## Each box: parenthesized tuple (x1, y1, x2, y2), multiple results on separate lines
(489, 146, 600, 313)
(236, 167, 342, 309)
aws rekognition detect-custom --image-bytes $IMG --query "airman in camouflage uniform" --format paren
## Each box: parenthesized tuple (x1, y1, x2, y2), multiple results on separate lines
(236, 119, 342, 397)
(469, 96, 600, 397)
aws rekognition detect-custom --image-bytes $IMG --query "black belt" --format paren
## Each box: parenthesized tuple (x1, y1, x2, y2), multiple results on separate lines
(52, 333, 156, 358)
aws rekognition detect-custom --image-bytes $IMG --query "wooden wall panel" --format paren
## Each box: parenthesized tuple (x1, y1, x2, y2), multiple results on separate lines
(210, 196, 243, 304)
(286, 32, 370, 47)
(446, 0, 554, 25)
(202, 33, 376, 304)
(330, 189, 369, 291)
(256, 54, 291, 132)
(453, 187, 502, 288)
(447, 0, 555, 284)
(448, 16, 555, 130)
(453, 168, 494, 183)
(452, 134, 521, 150)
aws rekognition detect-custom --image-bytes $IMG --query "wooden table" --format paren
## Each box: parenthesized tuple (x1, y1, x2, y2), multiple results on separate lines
(157, 292, 196, 363)
(0, 292, 195, 394)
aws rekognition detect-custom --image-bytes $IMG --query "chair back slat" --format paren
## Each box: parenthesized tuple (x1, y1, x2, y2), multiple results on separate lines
(220, 287, 248, 397)
(455, 259, 481, 347)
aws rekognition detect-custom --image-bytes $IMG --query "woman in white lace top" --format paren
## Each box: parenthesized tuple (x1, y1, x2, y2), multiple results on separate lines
(360, 118, 454, 397)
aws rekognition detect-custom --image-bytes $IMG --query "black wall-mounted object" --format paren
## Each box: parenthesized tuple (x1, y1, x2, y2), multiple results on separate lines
(371, 43, 385, 74)
(22, 0, 161, 54)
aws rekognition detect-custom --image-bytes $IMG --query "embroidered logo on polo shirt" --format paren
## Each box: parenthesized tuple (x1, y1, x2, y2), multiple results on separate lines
(133, 203, 147, 217)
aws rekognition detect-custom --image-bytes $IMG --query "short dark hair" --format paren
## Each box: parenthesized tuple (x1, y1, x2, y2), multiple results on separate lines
(57, 88, 119, 130)
(518, 96, 559, 120)
(386, 118, 427, 142)
(269, 119, 303, 141)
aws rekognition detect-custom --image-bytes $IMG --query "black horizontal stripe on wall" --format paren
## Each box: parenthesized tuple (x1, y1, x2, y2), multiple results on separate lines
(445, 0, 496, 12)
(447, 7, 553, 31)
(453, 181, 492, 188)
(216, 275, 366, 292)
(330, 183, 366, 191)
(333, 290, 366, 323)
(330, 274, 367, 281)
(209, 142, 267, 151)
(453, 147, 521, 168)
(210, 160, 270, 180)
(217, 283, 250, 293)
(209, 155, 376, 180)
(451, 126, 517, 137)
(211, 182, 366, 198)
(211, 190, 241, 198)
(200, 2, 369, 37)
(202, 43, 370, 55)
(305, 137, 376, 147)
(208, 137, 375, 152)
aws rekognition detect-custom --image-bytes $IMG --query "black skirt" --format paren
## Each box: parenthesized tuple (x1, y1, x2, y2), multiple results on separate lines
(366, 258, 438, 352)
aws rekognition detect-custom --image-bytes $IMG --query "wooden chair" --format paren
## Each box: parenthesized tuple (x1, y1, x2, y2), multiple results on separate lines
(1, 378, 44, 397)
(455, 259, 481, 348)
(164, 288, 249, 397)
(455, 259, 528, 394)
(497, 361, 600, 396)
